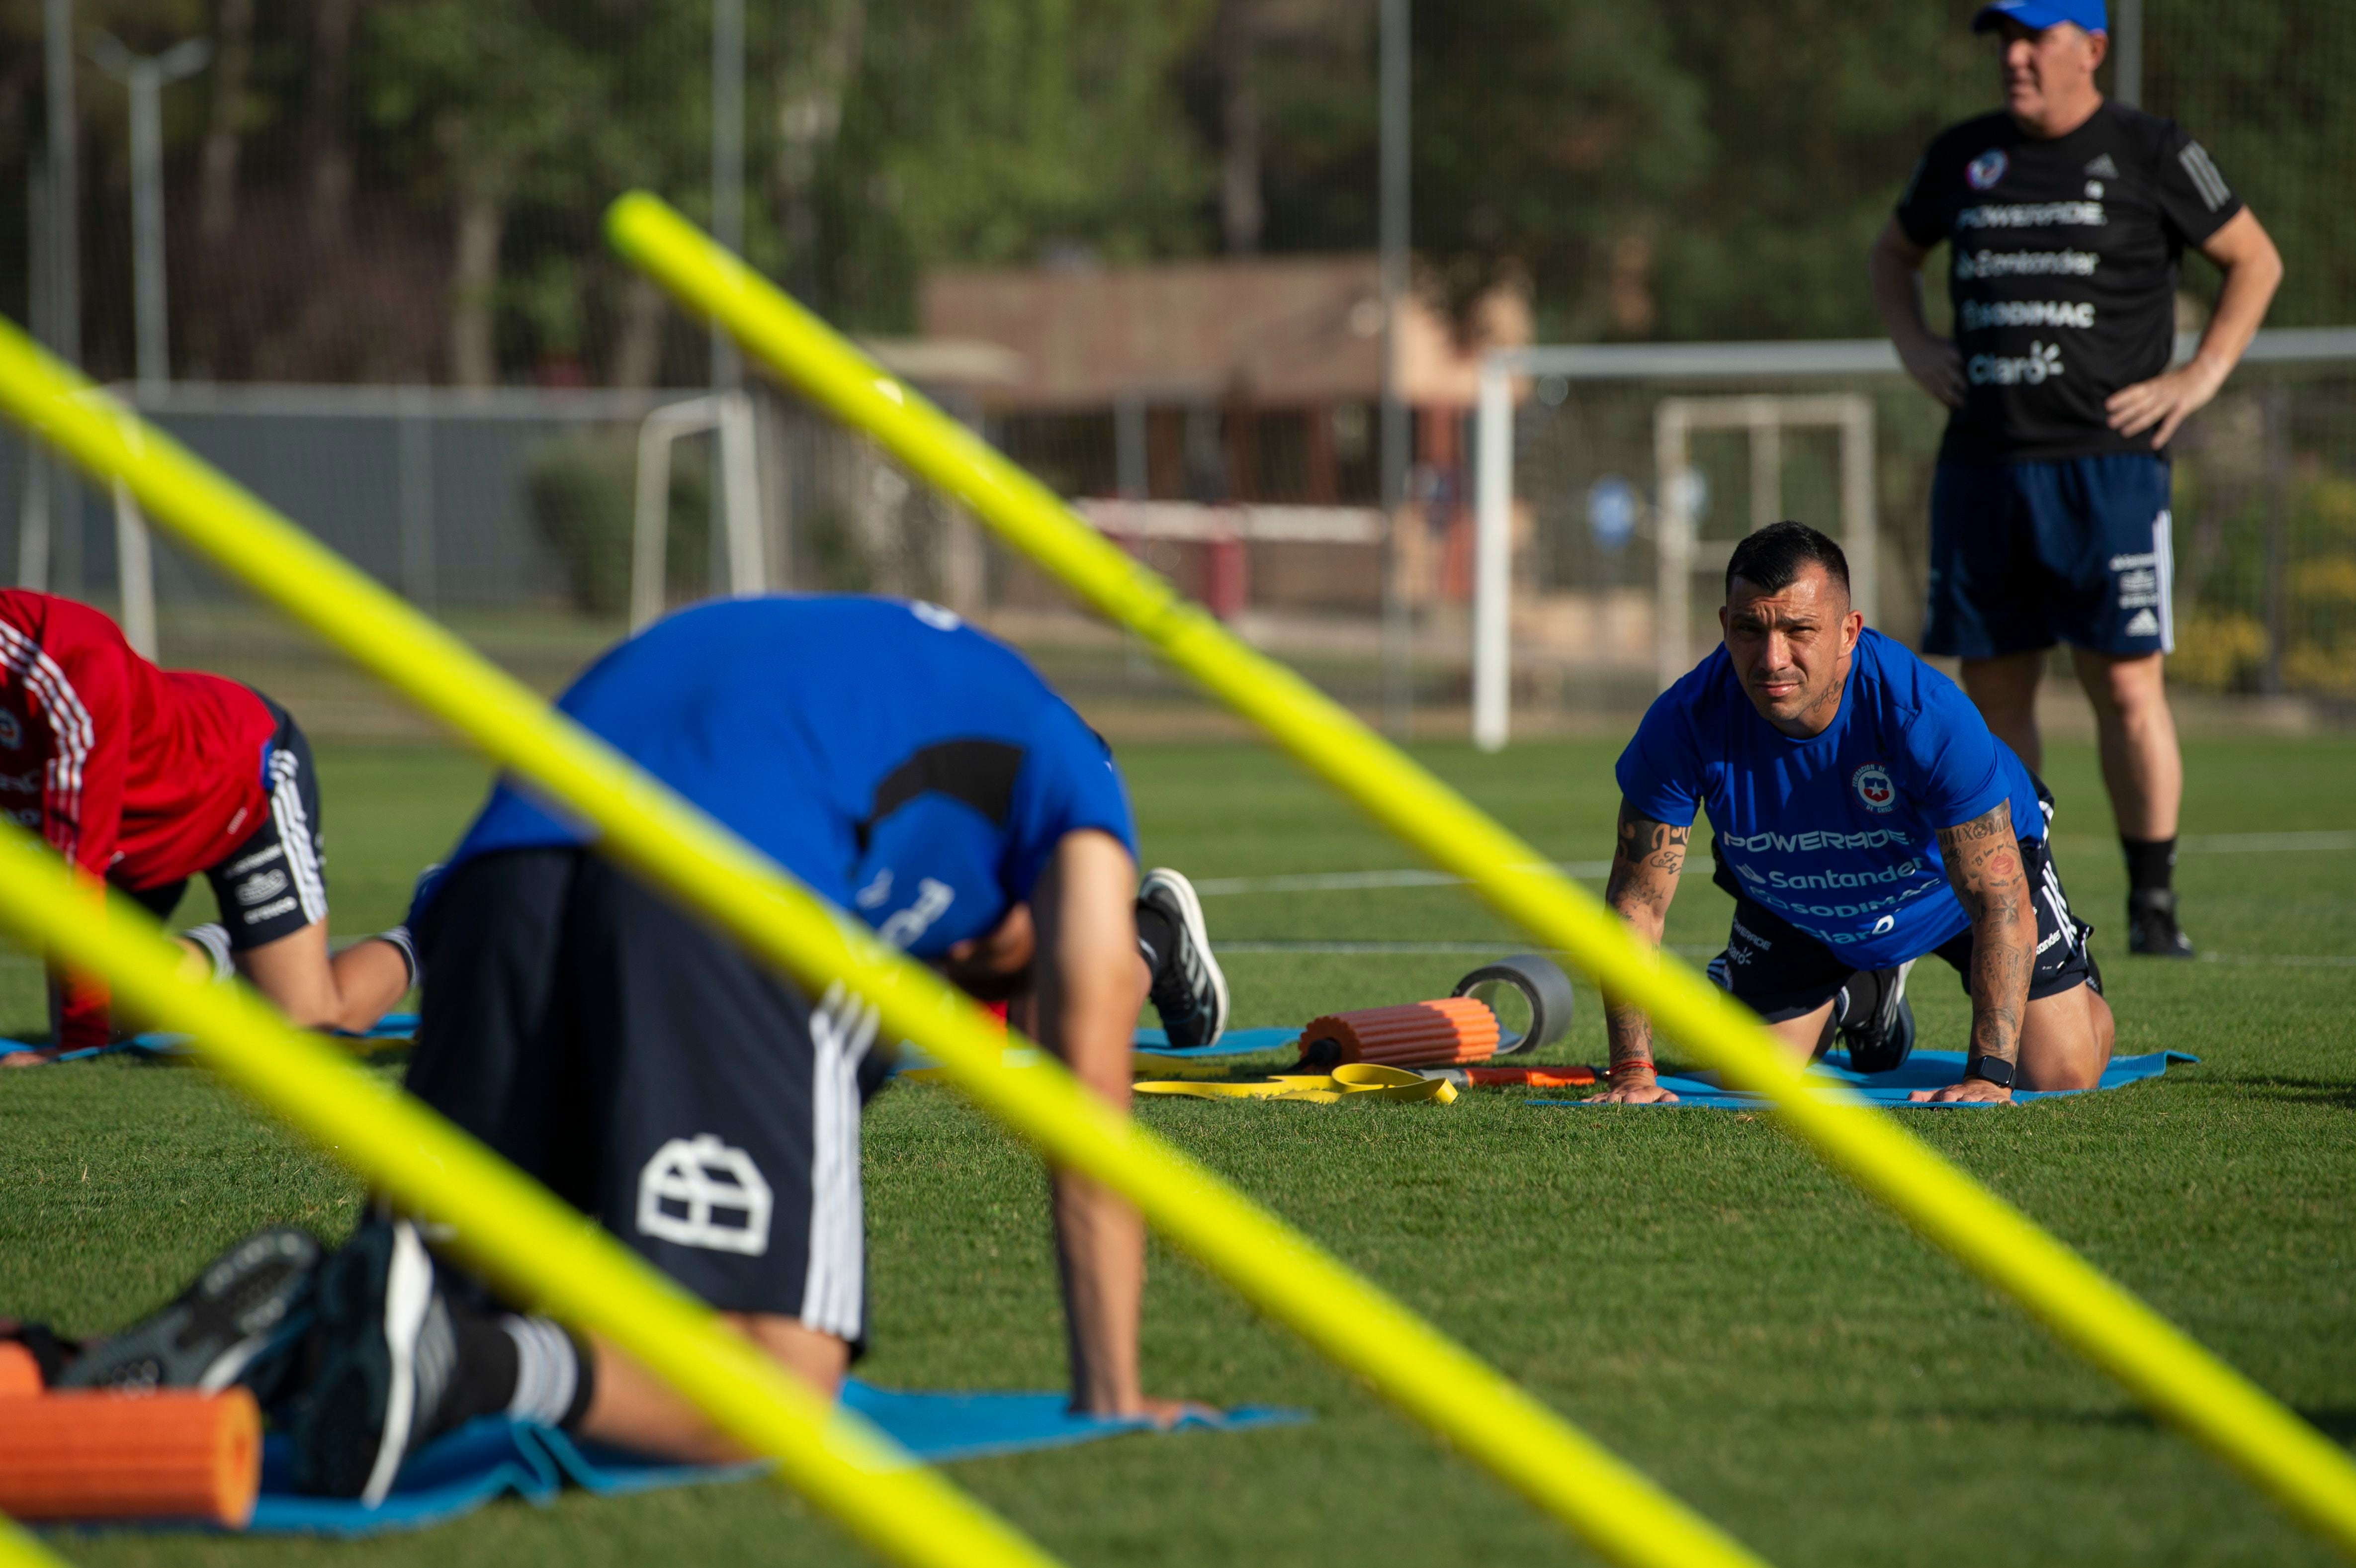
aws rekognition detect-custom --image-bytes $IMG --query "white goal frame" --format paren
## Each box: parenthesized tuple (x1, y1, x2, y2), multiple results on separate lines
(1471, 328, 2356, 751)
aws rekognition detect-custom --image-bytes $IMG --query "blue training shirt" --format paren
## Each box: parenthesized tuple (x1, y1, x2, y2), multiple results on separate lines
(443, 596, 1137, 958)
(1614, 628, 2043, 968)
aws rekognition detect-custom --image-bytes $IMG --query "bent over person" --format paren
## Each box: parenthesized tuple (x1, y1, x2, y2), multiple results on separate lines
(0, 590, 414, 1062)
(1867, 0, 2282, 957)
(56, 595, 1223, 1502)
(1596, 524, 2114, 1107)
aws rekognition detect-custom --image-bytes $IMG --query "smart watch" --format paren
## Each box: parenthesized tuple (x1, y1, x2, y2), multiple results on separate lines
(1966, 1053, 2016, 1089)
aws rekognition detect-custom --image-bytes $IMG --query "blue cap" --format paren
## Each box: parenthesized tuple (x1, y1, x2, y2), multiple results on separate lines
(1973, 0, 2107, 32)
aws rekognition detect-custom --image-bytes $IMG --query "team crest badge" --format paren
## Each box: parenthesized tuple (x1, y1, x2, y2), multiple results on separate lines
(1966, 149, 2008, 191)
(1852, 763, 1898, 813)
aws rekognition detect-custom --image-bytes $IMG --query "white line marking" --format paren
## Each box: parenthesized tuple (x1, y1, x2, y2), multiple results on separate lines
(1192, 861, 1612, 896)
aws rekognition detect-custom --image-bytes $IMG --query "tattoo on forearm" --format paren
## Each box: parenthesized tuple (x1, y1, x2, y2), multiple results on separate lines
(1938, 802, 2032, 1064)
(1605, 1000, 1656, 1076)
(1609, 804, 1689, 921)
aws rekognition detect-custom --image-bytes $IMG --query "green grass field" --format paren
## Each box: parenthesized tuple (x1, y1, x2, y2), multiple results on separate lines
(4, 733, 2354, 1567)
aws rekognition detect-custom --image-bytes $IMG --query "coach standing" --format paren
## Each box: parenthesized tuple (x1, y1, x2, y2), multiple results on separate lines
(1867, 0, 2280, 958)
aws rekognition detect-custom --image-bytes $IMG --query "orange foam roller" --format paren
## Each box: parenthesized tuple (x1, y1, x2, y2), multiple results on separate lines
(1300, 996, 1500, 1069)
(0, 1387, 261, 1528)
(0, 1342, 40, 1396)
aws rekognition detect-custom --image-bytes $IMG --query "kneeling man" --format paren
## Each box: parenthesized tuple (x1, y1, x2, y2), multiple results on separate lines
(57, 595, 1221, 1500)
(1597, 523, 2113, 1106)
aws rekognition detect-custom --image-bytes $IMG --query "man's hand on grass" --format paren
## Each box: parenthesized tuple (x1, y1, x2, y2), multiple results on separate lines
(1595, 1071, 1679, 1105)
(1908, 1077, 2013, 1105)
(1125, 1394, 1221, 1430)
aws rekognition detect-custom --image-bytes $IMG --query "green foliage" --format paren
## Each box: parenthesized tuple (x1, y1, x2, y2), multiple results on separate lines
(524, 432, 711, 616)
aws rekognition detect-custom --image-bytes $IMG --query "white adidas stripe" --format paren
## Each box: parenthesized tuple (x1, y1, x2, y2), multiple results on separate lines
(801, 984, 876, 1342)
(267, 750, 330, 925)
(0, 617, 95, 864)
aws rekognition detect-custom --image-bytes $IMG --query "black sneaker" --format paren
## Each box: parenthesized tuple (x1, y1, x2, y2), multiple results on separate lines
(1836, 960, 1917, 1074)
(60, 1226, 320, 1397)
(1138, 868, 1227, 1049)
(288, 1218, 459, 1505)
(2127, 890, 2194, 958)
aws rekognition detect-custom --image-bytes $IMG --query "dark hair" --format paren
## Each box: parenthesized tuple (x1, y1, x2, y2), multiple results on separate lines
(1725, 521, 1850, 600)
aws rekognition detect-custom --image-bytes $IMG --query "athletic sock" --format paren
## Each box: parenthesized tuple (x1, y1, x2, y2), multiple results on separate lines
(2121, 836, 2177, 897)
(499, 1315, 592, 1429)
(423, 1307, 591, 1436)
(374, 925, 420, 989)
(1134, 902, 1177, 981)
(182, 923, 235, 982)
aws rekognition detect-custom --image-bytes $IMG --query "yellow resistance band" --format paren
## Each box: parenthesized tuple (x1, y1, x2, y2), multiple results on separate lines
(0, 332, 1765, 1567)
(604, 190, 2356, 1558)
(0, 831, 1053, 1568)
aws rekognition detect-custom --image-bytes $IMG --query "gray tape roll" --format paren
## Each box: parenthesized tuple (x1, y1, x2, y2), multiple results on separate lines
(1450, 954, 1575, 1057)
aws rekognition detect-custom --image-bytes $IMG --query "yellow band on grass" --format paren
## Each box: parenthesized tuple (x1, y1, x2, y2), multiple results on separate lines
(0, 829, 1054, 1568)
(603, 189, 2356, 1559)
(0, 321, 1766, 1567)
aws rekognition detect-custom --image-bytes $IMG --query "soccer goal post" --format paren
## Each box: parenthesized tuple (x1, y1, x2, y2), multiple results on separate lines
(1471, 328, 2356, 751)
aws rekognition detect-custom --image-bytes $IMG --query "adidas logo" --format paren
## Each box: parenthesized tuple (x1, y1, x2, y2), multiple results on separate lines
(2124, 608, 2160, 636)
(2084, 153, 2120, 177)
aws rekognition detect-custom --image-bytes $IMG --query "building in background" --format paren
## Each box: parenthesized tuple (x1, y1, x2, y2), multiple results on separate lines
(923, 255, 1530, 622)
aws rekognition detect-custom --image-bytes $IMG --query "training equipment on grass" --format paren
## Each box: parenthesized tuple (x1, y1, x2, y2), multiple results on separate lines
(0, 1386, 261, 1527)
(1435, 1064, 1600, 1089)
(1298, 998, 1499, 1070)
(27, 1384, 1301, 1539)
(0, 321, 1764, 1568)
(599, 192, 2356, 1561)
(1543, 1050, 2198, 1112)
(0, 1345, 40, 1396)
(1450, 954, 1575, 1056)
(1134, 1063, 1457, 1104)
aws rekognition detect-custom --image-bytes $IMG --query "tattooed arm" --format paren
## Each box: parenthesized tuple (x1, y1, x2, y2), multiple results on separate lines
(1916, 800, 2035, 1104)
(1595, 799, 1690, 1105)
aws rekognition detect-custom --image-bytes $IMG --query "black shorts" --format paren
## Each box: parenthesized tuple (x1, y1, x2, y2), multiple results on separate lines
(1925, 454, 2175, 659)
(127, 694, 328, 950)
(1707, 832, 2094, 1024)
(407, 848, 879, 1341)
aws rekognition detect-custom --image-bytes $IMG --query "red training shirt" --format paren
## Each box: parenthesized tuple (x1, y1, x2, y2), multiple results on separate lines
(0, 592, 279, 1049)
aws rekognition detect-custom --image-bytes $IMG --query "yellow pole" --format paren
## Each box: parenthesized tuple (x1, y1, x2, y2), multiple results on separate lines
(0, 1519, 71, 1568)
(0, 831, 1056, 1568)
(604, 190, 2356, 1557)
(0, 329, 1767, 1567)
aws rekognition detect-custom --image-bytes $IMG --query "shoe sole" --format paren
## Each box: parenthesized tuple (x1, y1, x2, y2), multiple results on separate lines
(61, 1227, 318, 1393)
(1142, 868, 1228, 1047)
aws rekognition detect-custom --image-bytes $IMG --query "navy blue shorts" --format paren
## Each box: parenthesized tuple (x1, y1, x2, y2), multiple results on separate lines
(1925, 454, 2176, 660)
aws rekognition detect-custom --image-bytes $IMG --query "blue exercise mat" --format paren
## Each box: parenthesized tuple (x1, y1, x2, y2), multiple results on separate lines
(1532, 1048, 2196, 1110)
(237, 1381, 1304, 1537)
(1, 1012, 422, 1065)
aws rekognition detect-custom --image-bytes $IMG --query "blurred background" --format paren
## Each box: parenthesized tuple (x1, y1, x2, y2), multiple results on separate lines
(0, 0, 2349, 739)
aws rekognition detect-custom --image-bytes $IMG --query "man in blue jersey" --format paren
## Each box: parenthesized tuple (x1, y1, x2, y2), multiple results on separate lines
(61, 596, 1225, 1502)
(1595, 523, 2114, 1107)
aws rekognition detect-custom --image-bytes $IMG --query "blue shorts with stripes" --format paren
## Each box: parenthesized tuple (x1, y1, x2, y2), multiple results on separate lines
(1925, 453, 2176, 660)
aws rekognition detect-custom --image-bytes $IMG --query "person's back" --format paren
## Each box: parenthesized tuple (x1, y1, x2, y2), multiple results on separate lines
(448, 595, 1131, 956)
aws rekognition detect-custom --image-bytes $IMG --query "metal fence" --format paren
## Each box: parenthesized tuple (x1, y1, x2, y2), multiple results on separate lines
(1477, 330, 2356, 741)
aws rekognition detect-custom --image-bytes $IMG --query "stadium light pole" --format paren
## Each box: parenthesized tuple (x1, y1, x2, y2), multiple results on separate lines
(2112, 0, 2142, 107)
(1377, 0, 1411, 736)
(86, 32, 211, 395)
(29, 0, 81, 595)
(711, 0, 745, 393)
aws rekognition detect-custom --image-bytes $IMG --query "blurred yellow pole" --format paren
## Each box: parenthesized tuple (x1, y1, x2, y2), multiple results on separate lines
(0, 317, 1769, 1568)
(605, 189, 2356, 1559)
(0, 828, 1056, 1568)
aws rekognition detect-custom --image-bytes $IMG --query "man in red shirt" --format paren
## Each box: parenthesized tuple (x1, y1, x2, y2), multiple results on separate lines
(0, 592, 414, 1061)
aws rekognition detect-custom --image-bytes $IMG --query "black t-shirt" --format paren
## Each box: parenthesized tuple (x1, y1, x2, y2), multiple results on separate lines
(1896, 101, 2243, 463)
